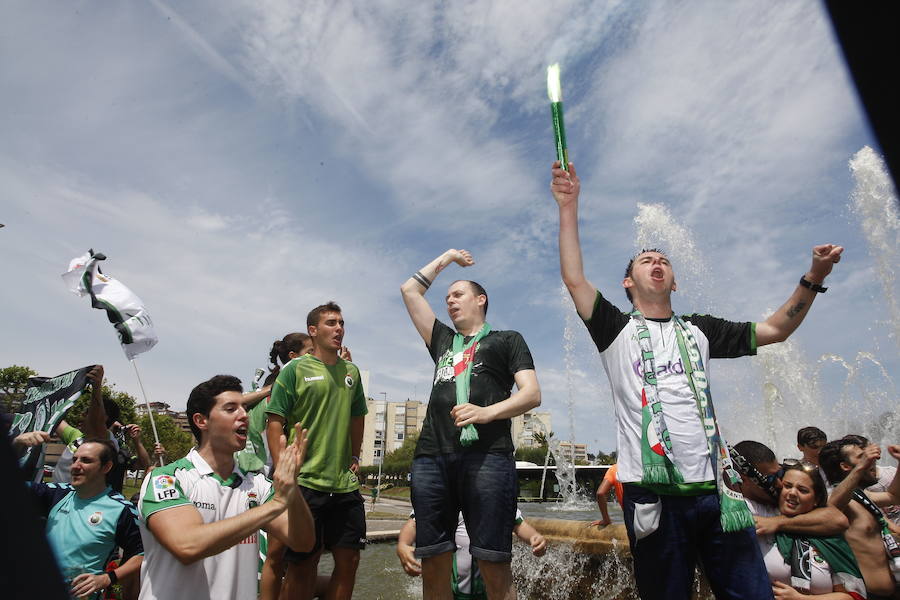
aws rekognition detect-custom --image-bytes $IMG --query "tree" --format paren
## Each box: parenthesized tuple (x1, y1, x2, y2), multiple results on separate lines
(138, 414, 193, 466)
(515, 445, 550, 465)
(0, 365, 37, 413)
(381, 433, 418, 475)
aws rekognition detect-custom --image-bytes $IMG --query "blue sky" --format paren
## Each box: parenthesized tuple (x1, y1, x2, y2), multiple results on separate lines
(2, 1, 897, 459)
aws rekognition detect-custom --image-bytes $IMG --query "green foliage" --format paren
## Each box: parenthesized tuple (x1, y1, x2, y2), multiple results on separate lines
(593, 450, 617, 465)
(0, 365, 38, 413)
(65, 383, 138, 430)
(515, 445, 551, 465)
(380, 432, 418, 475)
(138, 414, 193, 466)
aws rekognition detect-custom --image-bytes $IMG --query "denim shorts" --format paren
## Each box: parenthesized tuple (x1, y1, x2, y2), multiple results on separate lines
(411, 452, 517, 563)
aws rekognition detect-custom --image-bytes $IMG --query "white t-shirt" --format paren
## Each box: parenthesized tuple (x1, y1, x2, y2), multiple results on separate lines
(137, 448, 274, 600)
(583, 293, 756, 484)
(744, 497, 780, 555)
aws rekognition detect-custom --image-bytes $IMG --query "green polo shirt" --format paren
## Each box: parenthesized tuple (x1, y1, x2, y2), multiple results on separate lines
(266, 355, 368, 493)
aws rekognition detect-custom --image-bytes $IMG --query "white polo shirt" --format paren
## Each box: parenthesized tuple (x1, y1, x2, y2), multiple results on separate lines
(137, 448, 274, 600)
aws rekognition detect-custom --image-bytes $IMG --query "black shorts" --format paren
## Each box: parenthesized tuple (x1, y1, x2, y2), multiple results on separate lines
(284, 487, 366, 562)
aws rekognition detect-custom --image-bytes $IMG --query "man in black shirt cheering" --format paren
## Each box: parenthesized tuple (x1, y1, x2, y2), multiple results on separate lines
(401, 248, 541, 600)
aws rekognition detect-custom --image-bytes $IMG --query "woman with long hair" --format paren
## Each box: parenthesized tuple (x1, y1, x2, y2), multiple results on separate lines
(765, 461, 866, 599)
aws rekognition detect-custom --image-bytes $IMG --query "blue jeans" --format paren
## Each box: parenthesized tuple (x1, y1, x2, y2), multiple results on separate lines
(622, 484, 772, 600)
(411, 452, 517, 562)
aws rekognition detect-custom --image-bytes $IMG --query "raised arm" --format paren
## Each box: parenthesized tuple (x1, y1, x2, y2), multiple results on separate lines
(551, 162, 597, 320)
(449, 369, 540, 428)
(82, 365, 108, 438)
(400, 249, 474, 346)
(126, 424, 152, 471)
(242, 385, 272, 410)
(755, 244, 843, 346)
(828, 444, 879, 512)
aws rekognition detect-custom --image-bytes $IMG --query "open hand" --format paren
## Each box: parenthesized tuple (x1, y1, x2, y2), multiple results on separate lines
(550, 161, 580, 209)
(808, 244, 843, 282)
(450, 403, 494, 427)
(590, 518, 612, 528)
(340, 346, 353, 362)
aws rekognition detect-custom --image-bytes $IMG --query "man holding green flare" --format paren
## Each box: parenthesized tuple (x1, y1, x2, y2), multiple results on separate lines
(551, 160, 844, 600)
(401, 249, 541, 600)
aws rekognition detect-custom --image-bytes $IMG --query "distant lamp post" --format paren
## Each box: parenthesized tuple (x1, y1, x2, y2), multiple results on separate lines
(375, 392, 388, 504)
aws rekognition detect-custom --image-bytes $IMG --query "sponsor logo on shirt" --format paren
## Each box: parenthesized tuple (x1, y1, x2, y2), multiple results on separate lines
(193, 501, 215, 511)
(240, 532, 259, 545)
(304, 375, 325, 382)
(631, 358, 684, 378)
(247, 491, 259, 509)
(88, 511, 103, 525)
(153, 475, 180, 501)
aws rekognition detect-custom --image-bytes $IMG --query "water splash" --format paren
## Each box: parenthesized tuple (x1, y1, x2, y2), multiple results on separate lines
(512, 540, 638, 600)
(634, 202, 713, 311)
(848, 146, 900, 349)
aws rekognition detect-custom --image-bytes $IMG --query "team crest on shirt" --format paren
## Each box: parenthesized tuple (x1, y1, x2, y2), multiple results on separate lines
(153, 475, 180, 501)
(247, 491, 259, 509)
(87, 511, 103, 526)
(344, 375, 354, 388)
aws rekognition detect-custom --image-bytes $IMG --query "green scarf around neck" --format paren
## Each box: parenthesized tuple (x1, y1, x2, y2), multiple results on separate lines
(452, 322, 491, 447)
(632, 311, 753, 533)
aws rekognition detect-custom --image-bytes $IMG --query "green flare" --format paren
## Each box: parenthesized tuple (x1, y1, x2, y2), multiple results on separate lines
(551, 101, 569, 171)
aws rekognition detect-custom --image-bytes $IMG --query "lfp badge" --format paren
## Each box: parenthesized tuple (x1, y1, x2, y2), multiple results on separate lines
(153, 475, 180, 501)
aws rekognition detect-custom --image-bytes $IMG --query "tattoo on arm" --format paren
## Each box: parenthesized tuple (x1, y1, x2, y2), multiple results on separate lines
(786, 301, 807, 318)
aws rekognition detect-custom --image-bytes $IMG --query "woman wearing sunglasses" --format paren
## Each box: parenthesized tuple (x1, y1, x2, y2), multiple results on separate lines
(764, 462, 867, 599)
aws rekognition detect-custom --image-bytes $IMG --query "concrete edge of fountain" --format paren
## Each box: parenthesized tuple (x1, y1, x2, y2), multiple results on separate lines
(528, 518, 630, 555)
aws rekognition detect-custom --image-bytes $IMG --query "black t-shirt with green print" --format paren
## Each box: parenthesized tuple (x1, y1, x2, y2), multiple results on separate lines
(416, 319, 535, 457)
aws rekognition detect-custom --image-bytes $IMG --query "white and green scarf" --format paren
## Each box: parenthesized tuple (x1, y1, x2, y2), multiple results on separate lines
(633, 311, 753, 532)
(453, 322, 491, 447)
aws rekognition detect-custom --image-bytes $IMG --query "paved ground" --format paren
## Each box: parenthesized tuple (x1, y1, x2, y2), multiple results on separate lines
(365, 496, 411, 540)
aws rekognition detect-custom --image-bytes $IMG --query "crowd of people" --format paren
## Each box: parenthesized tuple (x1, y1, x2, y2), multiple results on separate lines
(1, 160, 896, 600)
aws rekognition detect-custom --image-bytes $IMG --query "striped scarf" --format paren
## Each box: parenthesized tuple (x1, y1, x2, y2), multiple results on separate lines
(633, 311, 753, 532)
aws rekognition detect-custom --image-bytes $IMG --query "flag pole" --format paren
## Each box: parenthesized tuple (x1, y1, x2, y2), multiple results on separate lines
(130, 358, 164, 467)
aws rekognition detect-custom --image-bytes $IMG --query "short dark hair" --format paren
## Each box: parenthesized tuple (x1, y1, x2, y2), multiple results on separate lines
(186, 375, 243, 443)
(451, 280, 489, 317)
(797, 426, 827, 447)
(80, 438, 117, 466)
(624, 248, 667, 303)
(103, 398, 121, 429)
(734, 440, 776, 468)
(307, 302, 342, 328)
(819, 434, 868, 484)
(783, 462, 829, 507)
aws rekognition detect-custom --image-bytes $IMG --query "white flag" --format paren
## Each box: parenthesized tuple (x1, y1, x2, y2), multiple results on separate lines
(62, 250, 158, 359)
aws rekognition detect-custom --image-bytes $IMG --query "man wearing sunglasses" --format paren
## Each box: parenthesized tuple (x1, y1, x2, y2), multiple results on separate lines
(731, 441, 848, 555)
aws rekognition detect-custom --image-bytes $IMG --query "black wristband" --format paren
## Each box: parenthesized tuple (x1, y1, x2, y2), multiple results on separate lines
(799, 276, 827, 293)
(107, 570, 118, 586)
